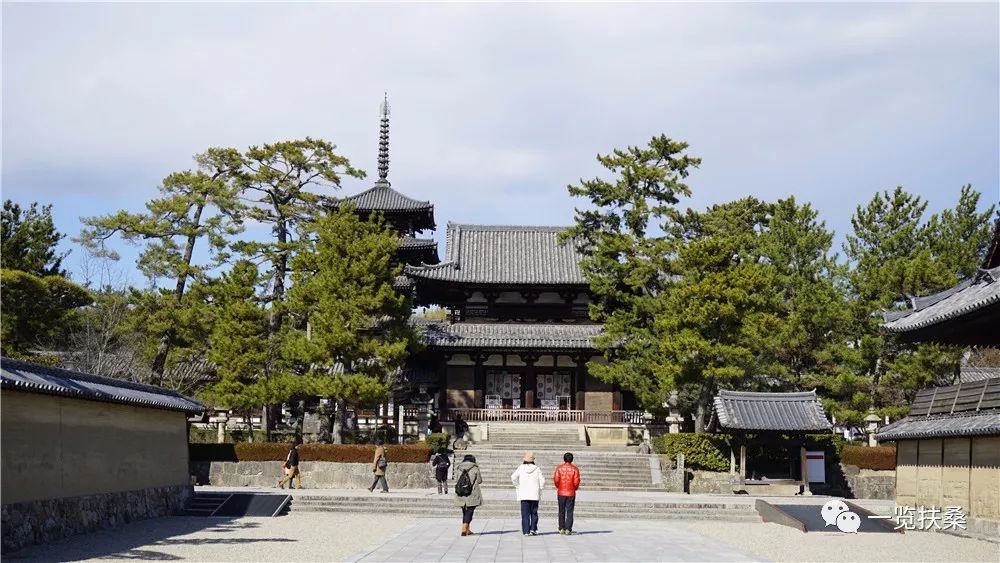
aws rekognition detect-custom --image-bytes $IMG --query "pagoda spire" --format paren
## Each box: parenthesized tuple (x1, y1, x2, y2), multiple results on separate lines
(377, 92, 390, 185)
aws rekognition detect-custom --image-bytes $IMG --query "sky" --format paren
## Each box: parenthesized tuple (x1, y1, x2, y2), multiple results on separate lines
(3, 2, 998, 286)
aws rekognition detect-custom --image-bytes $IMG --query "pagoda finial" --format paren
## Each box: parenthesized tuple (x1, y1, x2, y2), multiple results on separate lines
(377, 92, 390, 185)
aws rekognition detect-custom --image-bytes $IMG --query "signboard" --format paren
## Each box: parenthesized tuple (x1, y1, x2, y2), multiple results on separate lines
(806, 450, 826, 483)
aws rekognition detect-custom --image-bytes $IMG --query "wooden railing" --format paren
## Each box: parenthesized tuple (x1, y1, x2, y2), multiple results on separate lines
(445, 408, 647, 424)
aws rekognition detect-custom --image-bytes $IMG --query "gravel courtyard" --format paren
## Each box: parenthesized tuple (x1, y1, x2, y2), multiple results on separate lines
(8, 513, 998, 562)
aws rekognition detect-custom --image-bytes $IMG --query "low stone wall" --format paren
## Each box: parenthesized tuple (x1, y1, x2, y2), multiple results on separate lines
(842, 464, 895, 500)
(195, 461, 435, 489)
(1, 484, 190, 553)
(656, 456, 732, 494)
(688, 470, 734, 494)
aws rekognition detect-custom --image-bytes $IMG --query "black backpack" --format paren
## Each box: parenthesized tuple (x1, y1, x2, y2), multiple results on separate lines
(455, 468, 473, 497)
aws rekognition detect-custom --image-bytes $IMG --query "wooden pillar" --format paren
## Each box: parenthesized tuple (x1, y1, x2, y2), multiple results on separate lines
(524, 354, 537, 410)
(575, 355, 587, 411)
(799, 445, 812, 495)
(569, 357, 578, 410)
(730, 445, 737, 474)
(473, 353, 486, 409)
(739, 443, 747, 487)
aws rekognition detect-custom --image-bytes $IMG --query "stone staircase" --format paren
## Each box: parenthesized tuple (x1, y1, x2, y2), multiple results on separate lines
(462, 449, 655, 491)
(455, 425, 655, 491)
(289, 494, 759, 522)
(480, 426, 584, 450)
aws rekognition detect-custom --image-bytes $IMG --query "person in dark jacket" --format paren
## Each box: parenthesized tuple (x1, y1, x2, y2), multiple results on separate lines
(454, 413, 469, 443)
(277, 441, 302, 489)
(454, 454, 483, 536)
(432, 449, 451, 494)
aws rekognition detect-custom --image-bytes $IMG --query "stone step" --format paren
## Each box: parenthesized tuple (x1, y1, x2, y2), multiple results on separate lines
(287, 498, 758, 521)
(291, 506, 758, 521)
(290, 496, 752, 511)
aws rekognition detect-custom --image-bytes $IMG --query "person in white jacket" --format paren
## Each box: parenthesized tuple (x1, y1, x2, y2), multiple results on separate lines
(511, 451, 544, 536)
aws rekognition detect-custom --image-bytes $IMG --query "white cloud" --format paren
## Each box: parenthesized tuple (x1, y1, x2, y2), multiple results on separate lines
(1, 2, 996, 277)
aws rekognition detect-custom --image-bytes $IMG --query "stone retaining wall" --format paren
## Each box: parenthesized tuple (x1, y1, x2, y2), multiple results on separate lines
(1, 484, 191, 553)
(194, 461, 435, 489)
(842, 464, 895, 500)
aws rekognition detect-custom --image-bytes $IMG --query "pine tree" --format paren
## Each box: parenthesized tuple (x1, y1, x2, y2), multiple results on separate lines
(1, 200, 69, 276)
(563, 135, 701, 415)
(229, 138, 365, 435)
(285, 206, 417, 443)
(77, 148, 244, 383)
(201, 260, 273, 437)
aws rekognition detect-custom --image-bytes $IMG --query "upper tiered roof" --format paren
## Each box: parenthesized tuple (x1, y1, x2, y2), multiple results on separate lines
(336, 95, 437, 233)
(883, 219, 1000, 346)
(405, 223, 588, 286)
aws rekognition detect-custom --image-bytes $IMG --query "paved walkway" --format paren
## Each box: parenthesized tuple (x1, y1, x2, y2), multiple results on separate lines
(346, 518, 761, 562)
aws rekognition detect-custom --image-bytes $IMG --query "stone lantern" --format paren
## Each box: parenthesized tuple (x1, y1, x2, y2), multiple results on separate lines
(413, 385, 434, 442)
(664, 390, 684, 434)
(864, 408, 881, 447)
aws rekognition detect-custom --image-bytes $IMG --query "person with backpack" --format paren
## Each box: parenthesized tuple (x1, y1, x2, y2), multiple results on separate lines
(454, 454, 482, 536)
(553, 451, 581, 535)
(369, 439, 389, 493)
(511, 451, 544, 536)
(432, 449, 451, 494)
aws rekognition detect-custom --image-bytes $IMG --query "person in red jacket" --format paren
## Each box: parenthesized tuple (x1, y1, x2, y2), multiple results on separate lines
(552, 452, 581, 535)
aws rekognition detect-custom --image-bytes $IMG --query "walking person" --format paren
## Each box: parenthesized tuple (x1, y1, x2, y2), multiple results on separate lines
(432, 448, 451, 494)
(369, 439, 389, 493)
(511, 451, 544, 536)
(454, 454, 483, 536)
(453, 413, 469, 444)
(553, 452, 581, 535)
(277, 440, 302, 489)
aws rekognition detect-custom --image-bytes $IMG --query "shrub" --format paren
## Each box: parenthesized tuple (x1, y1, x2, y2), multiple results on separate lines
(373, 425, 398, 445)
(841, 445, 896, 470)
(188, 442, 431, 463)
(426, 432, 450, 453)
(653, 433, 730, 472)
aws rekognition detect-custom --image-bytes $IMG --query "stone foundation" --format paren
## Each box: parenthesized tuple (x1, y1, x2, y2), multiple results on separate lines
(195, 461, 435, 489)
(1, 484, 191, 554)
(841, 464, 895, 500)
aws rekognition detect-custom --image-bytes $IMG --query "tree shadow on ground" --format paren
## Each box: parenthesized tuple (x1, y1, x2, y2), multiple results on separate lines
(7, 517, 287, 562)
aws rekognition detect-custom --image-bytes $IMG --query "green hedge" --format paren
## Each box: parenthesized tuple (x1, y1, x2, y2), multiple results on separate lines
(653, 434, 730, 472)
(426, 433, 450, 453)
(190, 443, 431, 463)
(841, 445, 896, 470)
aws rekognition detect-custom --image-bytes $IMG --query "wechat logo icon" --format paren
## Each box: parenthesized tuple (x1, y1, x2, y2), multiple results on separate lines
(821, 500, 861, 533)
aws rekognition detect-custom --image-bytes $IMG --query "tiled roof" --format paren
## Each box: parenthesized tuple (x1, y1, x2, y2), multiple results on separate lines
(417, 321, 601, 350)
(1, 357, 204, 414)
(960, 366, 1000, 383)
(341, 181, 433, 213)
(400, 237, 437, 250)
(877, 378, 1000, 441)
(712, 390, 832, 432)
(883, 267, 1000, 334)
(405, 223, 587, 285)
(876, 411, 1000, 441)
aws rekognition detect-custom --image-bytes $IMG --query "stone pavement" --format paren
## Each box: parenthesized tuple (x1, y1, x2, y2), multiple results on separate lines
(345, 518, 762, 562)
